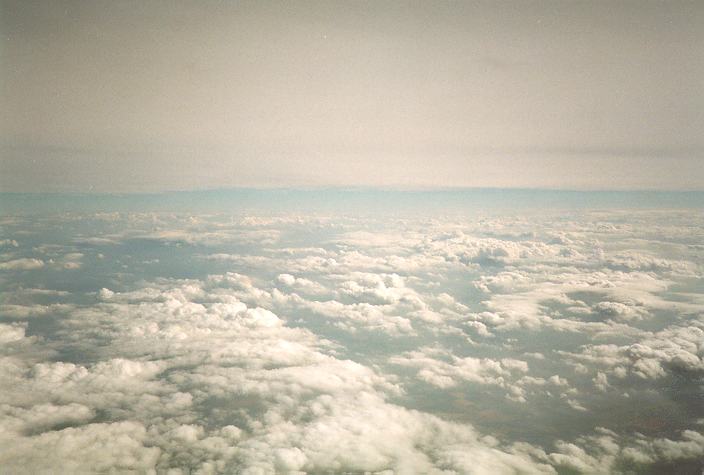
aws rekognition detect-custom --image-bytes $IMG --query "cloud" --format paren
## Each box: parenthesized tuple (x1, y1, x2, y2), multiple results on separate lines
(0, 323, 27, 343)
(0, 269, 574, 473)
(1, 210, 703, 473)
(0, 421, 161, 473)
(559, 323, 704, 381)
(390, 347, 544, 403)
(0, 258, 44, 270)
(541, 427, 704, 473)
(276, 273, 328, 296)
(53, 252, 84, 270)
(0, 275, 556, 473)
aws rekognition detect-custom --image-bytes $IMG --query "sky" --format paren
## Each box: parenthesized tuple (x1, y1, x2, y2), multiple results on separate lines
(1, 0, 703, 192)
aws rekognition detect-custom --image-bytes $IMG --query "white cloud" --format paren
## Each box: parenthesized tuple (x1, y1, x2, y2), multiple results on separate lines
(390, 347, 534, 402)
(276, 273, 328, 296)
(0, 323, 27, 343)
(559, 323, 704, 381)
(0, 421, 161, 473)
(2, 210, 703, 473)
(0, 258, 44, 270)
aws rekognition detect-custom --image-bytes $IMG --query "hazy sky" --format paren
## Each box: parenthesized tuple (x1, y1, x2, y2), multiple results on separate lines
(1, 0, 703, 192)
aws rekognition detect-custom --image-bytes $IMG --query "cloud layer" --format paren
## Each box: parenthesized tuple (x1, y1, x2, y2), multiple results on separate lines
(0, 209, 703, 473)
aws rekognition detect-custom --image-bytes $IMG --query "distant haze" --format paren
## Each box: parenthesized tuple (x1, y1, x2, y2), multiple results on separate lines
(1, 0, 702, 192)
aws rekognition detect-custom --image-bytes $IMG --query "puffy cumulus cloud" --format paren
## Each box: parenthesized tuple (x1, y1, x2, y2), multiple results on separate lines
(0, 304, 75, 320)
(0, 358, 177, 426)
(0, 329, 164, 471)
(332, 229, 425, 251)
(0, 421, 161, 473)
(409, 229, 565, 270)
(0, 275, 566, 474)
(230, 392, 556, 475)
(276, 273, 328, 296)
(0, 258, 44, 270)
(0, 239, 19, 248)
(335, 272, 423, 306)
(205, 246, 450, 278)
(469, 265, 703, 336)
(559, 323, 704, 381)
(538, 427, 704, 473)
(455, 215, 703, 338)
(604, 251, 698, 275)
(473, 271, 534, 294)
(58, 212, 303, 249)
(1, 210, 703, 473)
(3, 287, 71, 299)
(591, 300, 647, 321)
(139, 227, 282, 247)
(0, 402, 95, 434)
(205, 272, 276, 308)
(390, 347, 547, 403)
(285, 297, 417, 336)
(269, 269, 474, 336)
(0, 322, 27, 343)
(268, 271, 445, 336)
(27, 241, 93, 269)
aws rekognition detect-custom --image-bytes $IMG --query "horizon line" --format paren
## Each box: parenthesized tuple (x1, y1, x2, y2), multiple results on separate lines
(2, 186, 704, 196)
